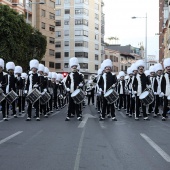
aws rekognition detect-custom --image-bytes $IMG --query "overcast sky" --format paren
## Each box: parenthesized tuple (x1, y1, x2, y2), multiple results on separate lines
(103, 0, 159, 58)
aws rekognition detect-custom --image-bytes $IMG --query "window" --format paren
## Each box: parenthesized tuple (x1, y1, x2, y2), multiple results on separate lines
(125, 66, 127, 71)
(75, 30, 88, 37)
(41, 22, 45, 29)
(49, 37, 55, 44)
(110, 55, 113, 62)
(95, 65, 98, 70)
(113, 56, 118, 62)
(55, 9, 61, 16)
(95, 3, 99, 10)
(56, 31, 61, 37)
(95, 23, 99, 30)
(64, 20, 69, 25)
(65, 41, 69, 46)
(75, 0, 88, 4)
(64, 63, 69, 68)
(55, 63, 61, 69)
(41, 9, 45, 17)
(64, 52, 69, 57)
(49, 49, 55, 56)
(95, 34, 99, 40)
(95, 44, 99, 50)
(95, 54, 98, 60)
(65, 0, 70, 3)
(65, 9, 70, 14)
(55, 41, 61, 47)
(50, 0, 55, 8)
(75, 41, 88, 48)
(41, 60, 45, 66)
(64, 30, 69, 36)
(121, 65, 123, 71)
(79, 63, 88, 69)
(55, 52, 61, 58)
(49, 12, 55, 19)
(49, 62, 54, 68)
(75, 19, 88, 26)
(75, 8, 88, 15)
(55, 20, 61, 26)
(75, 52, 88, 58)
(95, 13, 99, 20)
(56, 0, 61, 5)
(49, 25, 55, 32)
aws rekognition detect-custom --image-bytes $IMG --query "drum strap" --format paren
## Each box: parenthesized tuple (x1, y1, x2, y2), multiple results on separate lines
(6, 75, 10, 94)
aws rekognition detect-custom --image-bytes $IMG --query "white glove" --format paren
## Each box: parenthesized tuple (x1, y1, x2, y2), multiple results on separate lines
(43, 89, 47, 92)
(17, 77, 20, 80)
(99, 88, 103, 92)
(154, 92, 157, 95)
(133, 91, 137, 94)
(79, 83, 83, 87)
(147, 85, 151, 89)
(66, 88, 70, 92)
(159, 92, 164, 97)
(129, 90, 131, 94)
(112, 84, 116, 88)
(24, 90, 27, 94)
(0, 83, 2, 87)
(33, 84, 38, 88)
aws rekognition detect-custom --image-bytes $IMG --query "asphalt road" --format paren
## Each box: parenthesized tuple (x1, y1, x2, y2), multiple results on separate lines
(0, 104, 170, 170)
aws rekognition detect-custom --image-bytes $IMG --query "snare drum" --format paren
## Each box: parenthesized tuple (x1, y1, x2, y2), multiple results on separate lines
(40, 92, 51, 105)
(71, 89, 85, 104)
(139, 91, 154, 106)
(6, 90, 18, 104)
(104, 89, 119, 104)
(26, 88, 41, 104)
(0, 93, 6, 103)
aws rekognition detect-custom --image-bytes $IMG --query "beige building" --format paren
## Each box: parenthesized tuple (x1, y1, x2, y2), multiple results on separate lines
(54, 0, 105, 79)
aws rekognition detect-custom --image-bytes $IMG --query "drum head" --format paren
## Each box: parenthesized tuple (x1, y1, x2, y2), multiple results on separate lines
(139, 91, 149, 100)
(71, 89, 80, 97)
(104, 89, 114, 97)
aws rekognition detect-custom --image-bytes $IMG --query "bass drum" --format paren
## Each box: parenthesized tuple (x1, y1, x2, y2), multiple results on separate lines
(104, 89, 119, 104)
(71, 89, 85, 104)
(139, 91, 154, 106)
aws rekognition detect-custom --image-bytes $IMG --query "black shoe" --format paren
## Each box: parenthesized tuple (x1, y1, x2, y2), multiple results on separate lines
(26, 117, 31, 121)
(77, 117, 82, 121)
(112, 117, 117, 121)
(65, 117, 70, 121)
(14, 114, 18, 118)
(36, 117, 40, 121)
(99, 117, 105, 121)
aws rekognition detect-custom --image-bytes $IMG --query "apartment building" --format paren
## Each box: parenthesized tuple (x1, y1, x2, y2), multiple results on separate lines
(54, 0, 105, 79)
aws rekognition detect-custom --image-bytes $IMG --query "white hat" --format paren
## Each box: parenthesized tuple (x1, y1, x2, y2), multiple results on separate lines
(56, 73, 60, 81)
(131, 63, 138, 71)
(0, 58, 4, 69)
(29, 71, 32, 75)
(44, 67, 49, 74)
(38, 64, 45, 72)
(6, 62, 15, 71)
(77, 64, 80, 70)
(149, 65, 155, 73)
(69, 57, 79, 68)
(48, 72, 52, 78)
(127, 67, 133, 75)
(59, 73, 64, 80)
(136, 60, 145, 69)
(29, 59, 39, 70)
(154, 63, 163, 72)
(51, 72, 56, 79)
(125, 75, 129, 80)
(144, 70, 150, 76)
(21, 72, 28, 79)
(103, 59, 112, 68)
(14, 66, 23, 74)
(119, 71, 125, 77)
(163, 58, 170, 68)
(97, 68, 103, 75)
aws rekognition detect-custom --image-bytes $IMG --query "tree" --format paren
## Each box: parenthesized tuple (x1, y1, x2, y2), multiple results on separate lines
(0, 4, 47, 71)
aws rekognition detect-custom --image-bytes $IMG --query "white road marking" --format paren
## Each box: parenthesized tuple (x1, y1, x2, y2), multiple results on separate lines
(140, 133, 170, 162)
(0, 131, 23, 145)
(50, 111, 60, 117)
(119, 111, 126, 118)
(99, 122, 106, 129)
(74, 127, 86, 170)
(78, 113, 95, 128)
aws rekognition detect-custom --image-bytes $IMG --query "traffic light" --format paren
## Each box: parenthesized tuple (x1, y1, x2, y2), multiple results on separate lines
(63, 72, 68, 77)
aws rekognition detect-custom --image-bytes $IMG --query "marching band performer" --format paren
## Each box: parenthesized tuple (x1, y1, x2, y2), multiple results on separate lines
(86, 80, 95, 105)
(26, 59, 40, 121)
(6, 62, 18, 118)
(117, 71, 126, 111)
(132, 60, 151, 120)
(0, 58, 8, 121)
(98, 59, 117, 121)
(14, 66, 24, 115)
(51, 72, 58, 110)
(153, 63, 163, 117)
(160, 58, 170, 121)
(65, 57, 84, 121)
(47, 72, 53, 113)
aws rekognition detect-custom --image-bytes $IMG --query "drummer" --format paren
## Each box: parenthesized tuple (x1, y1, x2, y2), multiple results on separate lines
(98, 59, 117, 121)
(64, 57, 84, 121)
(132, 60, 151, 120)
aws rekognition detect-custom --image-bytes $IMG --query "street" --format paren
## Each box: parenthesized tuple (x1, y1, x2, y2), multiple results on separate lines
(0, 105, 170, 170)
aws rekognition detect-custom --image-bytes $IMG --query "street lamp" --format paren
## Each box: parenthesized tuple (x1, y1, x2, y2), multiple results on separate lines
(132, 13, 147, 69)
(12, 1, 45, 24)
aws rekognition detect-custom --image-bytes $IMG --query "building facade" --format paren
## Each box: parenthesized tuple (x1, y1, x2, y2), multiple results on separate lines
(54, 0, 105, 79)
